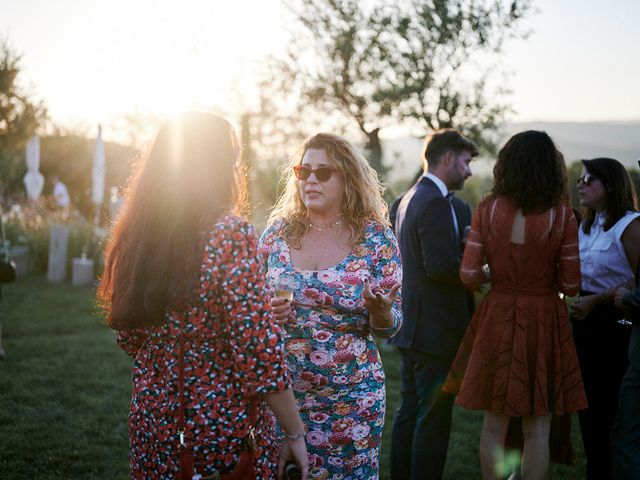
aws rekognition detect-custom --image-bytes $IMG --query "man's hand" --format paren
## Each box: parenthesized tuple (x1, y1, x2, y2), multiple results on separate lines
(614, 287, 631, 310)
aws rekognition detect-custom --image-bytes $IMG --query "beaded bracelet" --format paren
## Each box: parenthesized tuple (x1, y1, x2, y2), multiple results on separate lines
(370, 315, 400, 337)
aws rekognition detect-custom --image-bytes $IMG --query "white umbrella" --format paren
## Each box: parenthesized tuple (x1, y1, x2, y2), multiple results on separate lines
(23, 135, 44, 201)
(92, 125, 106, 223)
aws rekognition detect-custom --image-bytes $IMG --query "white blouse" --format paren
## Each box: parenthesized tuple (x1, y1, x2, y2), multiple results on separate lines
(579, 211, 640, 293)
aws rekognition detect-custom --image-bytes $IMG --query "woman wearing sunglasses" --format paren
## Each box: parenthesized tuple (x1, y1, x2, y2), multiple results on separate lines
(259, 133, 402, 479)
(571, 157, 640, 479)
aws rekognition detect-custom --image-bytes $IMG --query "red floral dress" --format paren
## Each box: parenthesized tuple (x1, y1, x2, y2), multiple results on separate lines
(116, 216, 289, 479)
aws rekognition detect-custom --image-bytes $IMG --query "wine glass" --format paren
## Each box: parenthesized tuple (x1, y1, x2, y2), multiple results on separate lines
(618, 279, 635, 326)
(462, 225, 471, 242)
(274, 273, 296, 302)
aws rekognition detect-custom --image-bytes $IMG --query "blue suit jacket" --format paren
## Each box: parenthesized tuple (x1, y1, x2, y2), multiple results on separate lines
(389, 177, 474, 358)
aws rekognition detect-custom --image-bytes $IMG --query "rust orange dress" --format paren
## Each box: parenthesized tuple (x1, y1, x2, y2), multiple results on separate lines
(444, 196, 588, 416)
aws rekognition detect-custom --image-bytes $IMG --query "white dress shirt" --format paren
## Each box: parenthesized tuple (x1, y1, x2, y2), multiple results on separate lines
(423, 172, 459, 237)
(579, 211, 640, 293)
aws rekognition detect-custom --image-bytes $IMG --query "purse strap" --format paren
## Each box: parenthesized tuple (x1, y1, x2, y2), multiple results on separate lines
(176, 314, 258, 453)
(177, 316, 188, 449)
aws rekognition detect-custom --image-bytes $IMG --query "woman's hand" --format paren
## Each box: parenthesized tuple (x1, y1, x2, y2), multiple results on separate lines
(363, 279, 401, 327)
(277, 437, 309, 480)
(270, 297, 294, 326)
(571, 294, 600, 321)
(265, 389, 308, 479)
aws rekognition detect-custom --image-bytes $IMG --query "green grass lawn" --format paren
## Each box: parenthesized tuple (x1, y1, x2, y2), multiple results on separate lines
(0, 276, 586, 479)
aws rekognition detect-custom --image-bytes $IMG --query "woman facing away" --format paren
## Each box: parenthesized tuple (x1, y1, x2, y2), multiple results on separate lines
(259, 133, 402, 479)
(444, 130, 587, 479)
(570, 157, 640, 479)
(98, 112, 308, 479)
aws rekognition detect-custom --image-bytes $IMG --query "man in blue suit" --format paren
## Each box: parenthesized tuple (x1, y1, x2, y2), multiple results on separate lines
(390, 129, 478, 479)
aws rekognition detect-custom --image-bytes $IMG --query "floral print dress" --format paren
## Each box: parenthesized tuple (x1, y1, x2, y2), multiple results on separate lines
(116, 216, 289, 479)
(259, 220, 402, 479)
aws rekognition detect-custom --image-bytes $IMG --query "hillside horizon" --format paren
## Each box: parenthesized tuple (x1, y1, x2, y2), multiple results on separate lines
(383, 120, 640, 185)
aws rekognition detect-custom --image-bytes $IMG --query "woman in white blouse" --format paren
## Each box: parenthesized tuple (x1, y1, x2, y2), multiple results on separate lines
(571, 157, 640, 480)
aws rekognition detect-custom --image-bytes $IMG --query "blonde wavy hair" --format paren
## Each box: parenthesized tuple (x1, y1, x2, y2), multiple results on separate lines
(268, 133, 389, 246)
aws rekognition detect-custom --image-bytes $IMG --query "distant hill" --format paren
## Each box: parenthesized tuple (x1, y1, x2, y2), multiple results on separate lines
(383, 120, 640, 187)
(505, 121, 640, 166)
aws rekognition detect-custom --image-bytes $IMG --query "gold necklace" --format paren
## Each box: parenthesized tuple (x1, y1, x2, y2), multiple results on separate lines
(308, 218, 343, 232)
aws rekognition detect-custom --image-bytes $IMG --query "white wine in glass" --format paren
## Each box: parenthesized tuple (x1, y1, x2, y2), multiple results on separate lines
(275, 288, 294, 302)
(275, 274, 295, 302)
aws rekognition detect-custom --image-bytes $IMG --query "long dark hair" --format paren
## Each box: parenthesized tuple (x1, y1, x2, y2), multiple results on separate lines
(491, 130, 568, 214)
(581, 157, 638, 234)
(98, 112, 248, 330)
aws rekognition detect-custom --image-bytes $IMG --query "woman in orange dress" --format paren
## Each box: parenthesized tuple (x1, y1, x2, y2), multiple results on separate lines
(444, 130, 588, 479)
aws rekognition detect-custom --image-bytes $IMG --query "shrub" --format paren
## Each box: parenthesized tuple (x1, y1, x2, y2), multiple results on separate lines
(2, 201, 105, 277)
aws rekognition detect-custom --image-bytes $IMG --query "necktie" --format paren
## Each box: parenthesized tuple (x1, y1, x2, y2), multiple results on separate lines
(446, 192, 459, 238)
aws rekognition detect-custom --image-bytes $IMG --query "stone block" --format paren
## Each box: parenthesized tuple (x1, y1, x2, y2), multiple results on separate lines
(47, 224, 68, 282)
(72, 257, 95, 286)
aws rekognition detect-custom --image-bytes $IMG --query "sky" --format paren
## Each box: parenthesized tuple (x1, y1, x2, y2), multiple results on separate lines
(1, 0, 639, 143)
(502, 0, 640, 123)
(0, 0, 289, 140)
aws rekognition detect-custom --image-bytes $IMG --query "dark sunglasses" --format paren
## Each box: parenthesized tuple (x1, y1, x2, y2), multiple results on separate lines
(293, 165, 335, 182)
(576, 173, 603, 186)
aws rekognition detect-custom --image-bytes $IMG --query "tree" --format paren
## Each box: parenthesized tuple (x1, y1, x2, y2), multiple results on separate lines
(240, 73, 319, 228)
(382, 0, 531, 153)
(266, 0, 531, 177)
(0, 38, 47, 199)
(39, 134, 137, 219)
